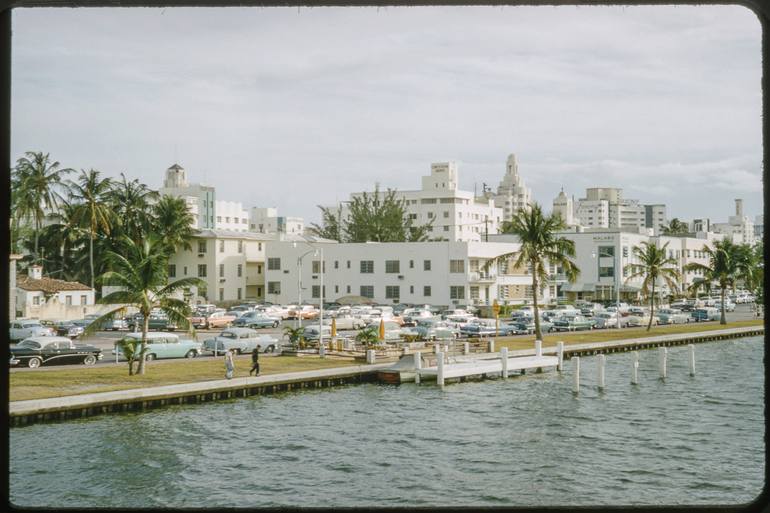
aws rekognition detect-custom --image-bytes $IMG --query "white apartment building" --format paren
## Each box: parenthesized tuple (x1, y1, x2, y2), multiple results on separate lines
(323, 161, 504, 242)
(712, 199, 756, 246)
(249, 207, 304, 235)
(573, 187, 667, 233)
(159, 164, 216, 230)
(216, 201, 250, 232)
(492, 154, 532, 223)
(263, 240, 549, 308)
(575, 199, 610, 228)
(552, 189, 576, 226)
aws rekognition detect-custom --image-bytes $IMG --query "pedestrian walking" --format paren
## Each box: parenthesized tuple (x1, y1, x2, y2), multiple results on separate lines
(224, 349, 235, 379)
(249, 347, 260, 376)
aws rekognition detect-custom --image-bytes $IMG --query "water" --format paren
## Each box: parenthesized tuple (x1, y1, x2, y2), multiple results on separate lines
(10, 336, 765, 508)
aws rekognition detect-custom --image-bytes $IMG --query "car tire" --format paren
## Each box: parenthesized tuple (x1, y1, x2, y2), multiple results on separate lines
(145, 353, 156, 361)
(266, 345, 275, 353)
(185, 350, 197, 358)
(83, 355, 97, 365)
(27, 357, 42, 369)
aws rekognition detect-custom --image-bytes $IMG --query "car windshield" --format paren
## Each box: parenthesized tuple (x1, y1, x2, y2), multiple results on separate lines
(22, 322, 42, 328)
(220, 332, 237, 339)
(17, 340, 42, 348)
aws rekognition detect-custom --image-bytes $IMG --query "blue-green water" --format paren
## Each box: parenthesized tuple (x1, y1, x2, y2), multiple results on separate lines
(9, 337, 765, 508)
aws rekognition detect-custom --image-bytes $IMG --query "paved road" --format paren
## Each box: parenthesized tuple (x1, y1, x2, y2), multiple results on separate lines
(10, 304, 762, 372)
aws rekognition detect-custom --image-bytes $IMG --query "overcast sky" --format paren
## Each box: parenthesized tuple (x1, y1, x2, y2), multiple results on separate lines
(11, 5, 762, 226)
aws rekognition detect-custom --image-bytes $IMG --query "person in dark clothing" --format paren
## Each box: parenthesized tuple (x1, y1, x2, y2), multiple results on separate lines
(249, 347, 260, 376)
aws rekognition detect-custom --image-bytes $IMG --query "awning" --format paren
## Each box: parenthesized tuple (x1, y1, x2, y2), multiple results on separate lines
(561, 283, 596, 293)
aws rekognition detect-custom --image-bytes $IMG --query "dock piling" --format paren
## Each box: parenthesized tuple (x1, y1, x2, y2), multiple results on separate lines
(464, 342, 470, 355)
(437, 352, 445, 387)
(535, 339, 542, 357)
(556, 341, 564, 372)
(572, 356, 580, 394)
(631, 351, 639, 385)
(414, 351, 422, 384)
(488, 340, 495, 353)
(658, 347, 667, 380)
(501, 347, 509, 378)
(688, 344, 695, 376)
(597, 354, 606, 390)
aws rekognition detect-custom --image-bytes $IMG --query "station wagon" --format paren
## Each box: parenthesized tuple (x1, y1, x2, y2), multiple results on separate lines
(112, 332, 203, 361)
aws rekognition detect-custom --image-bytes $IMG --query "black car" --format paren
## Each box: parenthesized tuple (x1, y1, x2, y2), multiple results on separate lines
(53, 321, 85, 339)
(10, 336, 103, 368)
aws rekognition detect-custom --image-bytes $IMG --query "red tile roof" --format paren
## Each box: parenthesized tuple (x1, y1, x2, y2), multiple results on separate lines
(16, 275, 92, 293)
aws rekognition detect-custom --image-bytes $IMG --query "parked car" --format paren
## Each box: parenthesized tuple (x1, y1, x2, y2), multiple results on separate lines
(188, 311, 209, 329)
(507, 319, 555, 335)
(100, 317, 129, 331)
(691, 307, 720, 322)
(459, 322, 498, 337)
(10, 336, 103, 368)
(626, 314, 660, 327)
(401, 320, 460, 341)
(126, 314, 179, 331)
(401, 309, 434, 327)
(53, 320, 85, 339)
(9, 320, 55, 342)
(592, 312, 630, 329)
(112, 332, 203, 361)
(714, 301, 736, 313)
(203, 328, 280, 354)
(288, 305, 320, 320)
(206, 311, 237, 329)
(233, 312, 281, 329)
(301, 324, 333, 341)
(656, 308, 691, 325)
(321, 315, 366, 330)
(552, 315, 595, 331)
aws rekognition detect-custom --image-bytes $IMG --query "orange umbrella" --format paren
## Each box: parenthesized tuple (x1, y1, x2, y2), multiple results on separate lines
(331, 317, 337, 338)
(378, 318, 385, 341)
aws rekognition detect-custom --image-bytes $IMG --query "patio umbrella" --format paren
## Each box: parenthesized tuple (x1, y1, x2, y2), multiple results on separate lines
(379, 318, 385, 341)
(331, 317, 337, 338)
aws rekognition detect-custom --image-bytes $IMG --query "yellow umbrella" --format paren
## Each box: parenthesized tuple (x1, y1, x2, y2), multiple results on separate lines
(331, 317, 337, 338)
(378, 318, 385, 341)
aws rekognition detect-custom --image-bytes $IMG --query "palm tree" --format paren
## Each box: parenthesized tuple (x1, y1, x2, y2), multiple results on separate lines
(283, 326, 305, 349)
(152, 195, 196, 256)
(624, 241, 681, 331)
(66, 169, 113, 290)
(12, 151, 73, 263)
(662, 218, 689, 236)
(83, 236, 203, 375)
(489, 204, 580, 340)
(107, 173, 158, 244)
(684, 239, 741, 325)
(355, 326, 380, 348)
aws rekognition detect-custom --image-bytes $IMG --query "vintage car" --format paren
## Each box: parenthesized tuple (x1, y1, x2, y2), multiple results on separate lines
(127, 314, 179, 331)
(656, 308, 691, 325)
(203, 328, 280, 354)
(188, 310, 209, 329)
(301, 324, 334, 341)
(507, 319, 555, 335)
(206, 311, 237, 329)
(10, 336, 103, 368)
(53, 320, 85, 339)
(400, 320, 460, 341)
(691, 307, 720, 322)
(112, 332, 203, 361)
(714, 301, 736, 313)
(9, 320, 55, 342)
(552, 315, 595, 331)
(626, 314, 660, 327)
(100, 317, 129, 331)
(459, 322, 498, 337)
(233, 312, 281, 329)
(592, 312, 630, 329)
(321, 315, 366, 330)
(400, 309, 435, 327)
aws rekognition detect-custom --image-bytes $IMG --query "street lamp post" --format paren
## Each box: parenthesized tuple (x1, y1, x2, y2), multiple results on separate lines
(295, 248, 315, 330)
(616, 242, 622, 329)
(294, 242, 324, 357)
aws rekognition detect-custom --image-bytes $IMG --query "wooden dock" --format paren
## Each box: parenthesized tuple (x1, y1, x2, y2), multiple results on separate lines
(417, 354, 559, 384)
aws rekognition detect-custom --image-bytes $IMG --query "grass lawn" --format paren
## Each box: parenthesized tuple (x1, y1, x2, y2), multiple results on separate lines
(493, 319, 764, 351)
(9, 355, 359, 402)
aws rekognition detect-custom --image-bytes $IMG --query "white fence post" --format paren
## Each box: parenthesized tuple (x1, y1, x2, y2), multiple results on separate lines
(488, 340, 495, 353)
(556, 341, 564, 372)
(464, 342, 470, 355)
(414, 351, 422, 385)
(631, 351, 639, 385)
(598, 354, 606, 390)
(688, 344, 695, 376)
(437, 351, 445, 387)
(572, 356, 580, 394)
(434, 343, 440, 355)
(501, 347, 509, 378)
(535, 339, 542, 357)
(658, 346, 667, 380)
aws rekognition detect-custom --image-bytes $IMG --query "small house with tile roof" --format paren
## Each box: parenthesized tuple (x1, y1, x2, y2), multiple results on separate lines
(15, 265, 95, 320)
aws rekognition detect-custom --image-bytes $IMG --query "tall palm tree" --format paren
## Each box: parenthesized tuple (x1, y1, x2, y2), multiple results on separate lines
(489, 204, 580, 340)
(12, 151, 73, 263)
(107, 173, 158, 244)
(624, 241, 681, 331)
(151, 195, 196, 257)
(66, 169, 113, 290)
(83, 236, 203, 375)
(684, 239, 741, 325)
(662, 218, 689, 236)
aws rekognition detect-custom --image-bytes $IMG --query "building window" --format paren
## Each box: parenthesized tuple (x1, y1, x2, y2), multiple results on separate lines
(410, 285, 414, 294)
(599, 266, 615, 278)
(219, 264, 225, 278)
(346, 285, 351, 293)
(598, 246, 615, 258)
(334, 260, 339, 269)
(217, 216, 222, 222)
(360, 260, 374, 273)
(238, 240, 243, 253)
(258, 243, 262, 251)
(450, 286, 465, 300)
(360, 286, 374, 298)
(623, 246, 629, 258)
(219, 240, 225, 253)
(424, 260, 431, 271)
(257, 264, 262, 274)
(237, 264, 242, 277)
(335, 285, 339, 294)
(312, 261, 321, 274)
(81, 295, 87, 305)
(347, 260, 351, 269)
(409, 260, 414, 269)
(33, 296, 40, 306)
(257, 286, 262, 296)
(66, 295, 72, 306)
(427, 212, 435, 219)
(443, 226, 449, 232)
(168, 264, 176, 278)
(198, 240, 207, 253)
(219, 288, 224, 301)
(470, 286, 479, 300)
(198, 264, 207, 277)
(443, 211, 449, 218)
(267, 258, 281, 270)
(312, 285, 321, 298)
(449, 260, 465, 273)
(385, 286, 400, 299)
(385, 260, 400, 273)
(424, 286, 431, 297)
(237, 288, 242, 300)
(183, 266, 188, 276)
(268, 281, 281, 294)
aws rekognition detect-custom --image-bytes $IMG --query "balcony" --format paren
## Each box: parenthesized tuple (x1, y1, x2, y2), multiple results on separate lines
(469, 272, 496, 283)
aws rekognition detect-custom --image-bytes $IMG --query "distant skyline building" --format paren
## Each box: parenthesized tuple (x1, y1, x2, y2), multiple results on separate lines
(492, 154, 532, 223)
(159, 163, 216, 230)
(712, 198, 756, 246)
(570, 187, 667, 234)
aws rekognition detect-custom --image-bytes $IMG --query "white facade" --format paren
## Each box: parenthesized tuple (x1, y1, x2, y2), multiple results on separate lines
(159, 164, 216, 230)
(215, 200, 250, 232)
(712, 198, 756, 246)
(325, 161, 504, 242)
(492, 154, 532, 223)
(15, 266, 96, 320)
(263, 240, 547, 307)
(574, 187, 666, 232)
(576, 199, 609, 228)
(552, 189, 575, 226)
(249, 207, 305, 235)
(645, 204, 668, 234)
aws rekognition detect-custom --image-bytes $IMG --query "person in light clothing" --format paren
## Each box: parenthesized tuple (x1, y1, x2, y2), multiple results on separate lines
(224, 349, 235, 379)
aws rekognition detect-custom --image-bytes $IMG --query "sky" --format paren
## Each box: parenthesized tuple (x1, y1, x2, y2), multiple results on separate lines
(10, 5, 763, 226)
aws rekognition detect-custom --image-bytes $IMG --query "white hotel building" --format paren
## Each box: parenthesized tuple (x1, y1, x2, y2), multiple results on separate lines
(263, 240, 553, 308)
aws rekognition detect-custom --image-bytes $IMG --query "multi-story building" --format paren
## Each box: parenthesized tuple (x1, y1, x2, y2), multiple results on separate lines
(159, 163, 216, 230)
(263, 240, 549, 308)
(215, 201, 250, 232)
(492, 154, 532, 223)
(552, 189, 576, 226)
(712, 199, 756, 246)
(249, 207, 304, 235)
(321, 161, 504, 243)
(575, 199, 610, 228)
(645, 204, 668, 233)
(573, 187, 667, 233)
(754, 215, 763, 242)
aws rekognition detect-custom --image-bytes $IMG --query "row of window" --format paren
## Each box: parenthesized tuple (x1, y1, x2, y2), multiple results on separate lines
(216, 216, 248, 224)
(31, 294, 89, 306)
(264, 283, 466, 299)
(267, 258, 465, 273)
(196, 240, 251, 254)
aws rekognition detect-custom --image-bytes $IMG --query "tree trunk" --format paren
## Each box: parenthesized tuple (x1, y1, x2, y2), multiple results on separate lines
(647, 281, 655, 331)
(138, 316, 150, 375)
(720, 286, 727, 325)
(89, 233, 95, 291)
(532, 261, 542, 340)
